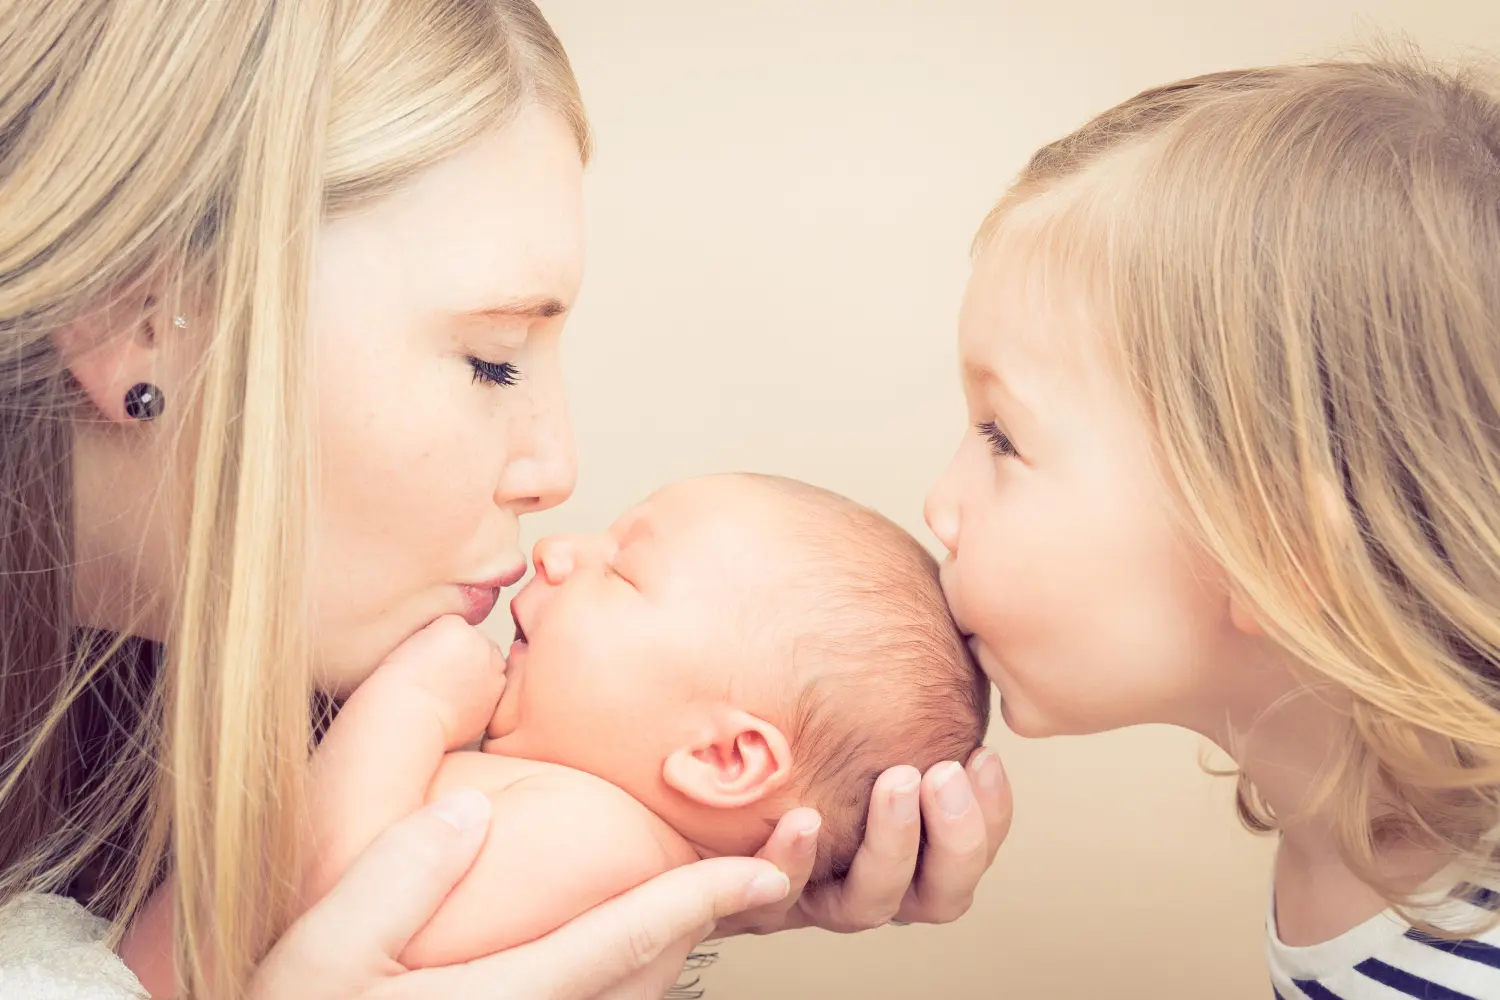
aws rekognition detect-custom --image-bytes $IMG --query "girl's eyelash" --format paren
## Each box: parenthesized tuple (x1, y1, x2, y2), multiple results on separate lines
(468, 358, 522, 387)
(976, 420, 1017, 458)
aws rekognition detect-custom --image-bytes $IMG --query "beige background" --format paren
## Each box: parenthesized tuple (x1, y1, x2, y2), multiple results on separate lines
(491, 3, 1500, 997)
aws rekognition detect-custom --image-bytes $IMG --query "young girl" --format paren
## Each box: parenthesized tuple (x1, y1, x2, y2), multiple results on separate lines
(926, 57, 1500, 997)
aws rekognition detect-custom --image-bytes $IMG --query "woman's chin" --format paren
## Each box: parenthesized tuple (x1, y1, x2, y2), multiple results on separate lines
(311, 604, 443, 698)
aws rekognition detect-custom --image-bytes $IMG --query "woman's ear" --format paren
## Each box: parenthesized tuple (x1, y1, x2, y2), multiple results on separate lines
(51, 293, 176, 423)
(662, 710, 793, 810)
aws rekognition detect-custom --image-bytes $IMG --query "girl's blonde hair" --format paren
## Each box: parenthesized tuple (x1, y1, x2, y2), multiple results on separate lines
(976, 55, 1500, 920)
(0, 2, 587, 995)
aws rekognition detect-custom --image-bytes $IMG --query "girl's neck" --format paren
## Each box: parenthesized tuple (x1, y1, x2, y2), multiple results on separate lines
(1208, 676, 1444, 945)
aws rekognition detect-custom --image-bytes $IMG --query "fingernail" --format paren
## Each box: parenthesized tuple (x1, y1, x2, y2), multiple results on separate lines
(893, 769, 922, 824)
(795, 815, 822, 843)
(430, 787, 492, 832)
(746, 870, 791, 907)
(974, 748, 1006, 793)
(936, 762, 973, 818)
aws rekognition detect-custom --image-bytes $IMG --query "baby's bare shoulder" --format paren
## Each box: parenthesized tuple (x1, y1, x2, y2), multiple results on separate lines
(429, 752, 696, 865)
(403, 753, 699, 965)
(428, 749, 542, 797)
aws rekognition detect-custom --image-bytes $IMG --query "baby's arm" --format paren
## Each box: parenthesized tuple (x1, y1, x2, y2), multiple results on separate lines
(117, 618, 504, 996)
(398, 752, 699, 969)
(304, 616, 507, 904)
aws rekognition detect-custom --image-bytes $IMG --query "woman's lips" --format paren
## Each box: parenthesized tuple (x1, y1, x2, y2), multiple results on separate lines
(457, 564, 526, 626)
(458, 585, 502, 626)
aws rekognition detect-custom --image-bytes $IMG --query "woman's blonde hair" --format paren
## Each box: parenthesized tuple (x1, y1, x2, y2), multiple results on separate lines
(0, 1, 588, 995)
(975, 55, 1500, 922)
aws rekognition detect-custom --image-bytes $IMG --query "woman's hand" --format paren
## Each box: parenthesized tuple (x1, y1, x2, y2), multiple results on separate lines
(250, 788, 790, 1000)
(715, 747, 1011, 936)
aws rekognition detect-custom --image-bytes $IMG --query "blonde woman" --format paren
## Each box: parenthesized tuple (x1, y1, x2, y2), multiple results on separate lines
(0, 3, 1008, 997)
(927, 57, 1500, 997)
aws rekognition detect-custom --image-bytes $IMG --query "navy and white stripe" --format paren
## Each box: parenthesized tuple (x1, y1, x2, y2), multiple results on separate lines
(1269, 885, 1500, 1000)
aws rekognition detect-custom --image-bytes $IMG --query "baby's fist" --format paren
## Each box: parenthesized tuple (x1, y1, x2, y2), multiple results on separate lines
(373, 615, 509, 747)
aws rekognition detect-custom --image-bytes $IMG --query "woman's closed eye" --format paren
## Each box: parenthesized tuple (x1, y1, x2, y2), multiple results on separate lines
(468, 357, 522, 387)
(976, 420, 1018, 458)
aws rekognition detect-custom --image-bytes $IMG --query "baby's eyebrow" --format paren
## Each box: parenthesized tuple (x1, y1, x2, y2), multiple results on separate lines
(614, 513, 656, 552)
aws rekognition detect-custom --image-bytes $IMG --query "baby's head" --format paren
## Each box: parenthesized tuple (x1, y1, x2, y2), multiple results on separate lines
(488, 473, 988, 881)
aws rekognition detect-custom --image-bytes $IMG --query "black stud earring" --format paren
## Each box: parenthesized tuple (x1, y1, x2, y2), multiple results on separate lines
(124, 383, 165, 421)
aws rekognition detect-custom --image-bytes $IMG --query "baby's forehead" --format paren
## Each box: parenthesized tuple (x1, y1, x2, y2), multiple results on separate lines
(632, 476, 790, 531)
(625, 477, 822, 574)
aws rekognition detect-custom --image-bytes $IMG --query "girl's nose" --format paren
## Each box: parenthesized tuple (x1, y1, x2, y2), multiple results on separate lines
(924, 486, 960, 555)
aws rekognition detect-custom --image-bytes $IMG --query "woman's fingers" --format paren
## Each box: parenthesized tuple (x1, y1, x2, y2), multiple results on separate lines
(311, 789, 492, 960)
(892, 757, 995, 924)
(250, 789, 492, 999)
(578, 932, 700, 1000)
(798, 765, 922, 931)
(970, 745, 1013, 866)
(712, 806, 821, 936)
(409, 857, 789, 1000)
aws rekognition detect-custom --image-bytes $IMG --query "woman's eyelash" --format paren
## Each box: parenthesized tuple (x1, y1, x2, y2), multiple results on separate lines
(976, 420, 1017, 457)
(468, 358, 522, 387)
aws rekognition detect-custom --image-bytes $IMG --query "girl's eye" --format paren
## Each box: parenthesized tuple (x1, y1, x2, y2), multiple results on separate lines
(976, 420, 1018, 458)
(468, 358, 522, 387)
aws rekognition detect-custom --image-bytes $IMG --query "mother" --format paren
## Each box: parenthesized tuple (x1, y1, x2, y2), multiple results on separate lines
(0, 2, 1008, 997)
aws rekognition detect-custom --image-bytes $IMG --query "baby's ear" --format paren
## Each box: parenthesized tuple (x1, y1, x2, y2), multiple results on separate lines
(662, 710, 793, 809)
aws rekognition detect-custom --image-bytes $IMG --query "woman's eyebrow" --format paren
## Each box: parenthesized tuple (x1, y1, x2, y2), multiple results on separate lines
(463, 294, 569, 320)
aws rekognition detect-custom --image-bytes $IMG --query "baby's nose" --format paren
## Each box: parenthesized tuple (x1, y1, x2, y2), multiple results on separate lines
(532, 533, 615, 584)
(533, 535, 577, 585)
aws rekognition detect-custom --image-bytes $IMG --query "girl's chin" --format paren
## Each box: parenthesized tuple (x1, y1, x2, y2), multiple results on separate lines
(995, 688, 1072, 739)
(999, 693, 1124, 739)
(998, 695, 1048, 738)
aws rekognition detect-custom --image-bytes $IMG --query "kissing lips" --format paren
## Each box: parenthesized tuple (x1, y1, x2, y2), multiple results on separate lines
(458, 563, 527, 626)
(459, 585, 501, 626)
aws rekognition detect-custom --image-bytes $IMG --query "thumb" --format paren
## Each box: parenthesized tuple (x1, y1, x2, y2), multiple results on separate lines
(295, 788, 493, 965)
(425, 857, 788, 1000)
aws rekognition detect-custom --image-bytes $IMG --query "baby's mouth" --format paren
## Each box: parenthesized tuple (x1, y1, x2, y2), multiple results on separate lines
(508, 594, 529, 646)
(489, 619, 525, 741)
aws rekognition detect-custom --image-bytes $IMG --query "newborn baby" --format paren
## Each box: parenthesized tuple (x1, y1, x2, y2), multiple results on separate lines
(124, 473, 988, 985)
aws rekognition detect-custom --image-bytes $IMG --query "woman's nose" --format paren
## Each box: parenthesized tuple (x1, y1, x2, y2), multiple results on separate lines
(497, 367, 578, 515)
(924, 476, 960, 556)
(499, 437, 577, 516)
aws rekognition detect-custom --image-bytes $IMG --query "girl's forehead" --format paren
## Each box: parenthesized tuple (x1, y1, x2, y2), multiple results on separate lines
(958, 240, 1110, 406)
